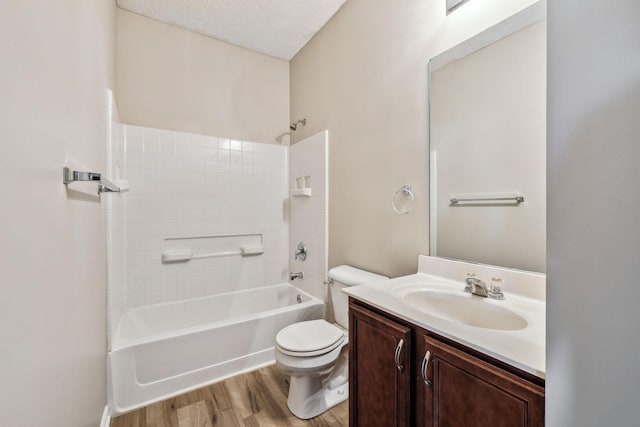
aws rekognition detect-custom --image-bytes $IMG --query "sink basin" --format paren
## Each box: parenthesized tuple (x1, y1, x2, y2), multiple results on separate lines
(399, 289, 528, 331)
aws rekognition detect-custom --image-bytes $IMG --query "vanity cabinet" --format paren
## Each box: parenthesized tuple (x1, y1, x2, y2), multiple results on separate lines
(416, 334, 544, 427)
(349, 302, 412, 427)
(349, 299, 545, 427)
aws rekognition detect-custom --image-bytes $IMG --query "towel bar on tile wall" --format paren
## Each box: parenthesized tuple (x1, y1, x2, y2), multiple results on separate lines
(62, 166, 124, 194)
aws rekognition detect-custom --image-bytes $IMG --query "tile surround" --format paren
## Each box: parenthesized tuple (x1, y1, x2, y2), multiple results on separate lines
(289, 131, 329, 302)
(120, 125, 289, 308)
(107, 124, 329, 349)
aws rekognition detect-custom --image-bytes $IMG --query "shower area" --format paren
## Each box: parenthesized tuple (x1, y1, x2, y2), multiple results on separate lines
(105, 98, 329, 414)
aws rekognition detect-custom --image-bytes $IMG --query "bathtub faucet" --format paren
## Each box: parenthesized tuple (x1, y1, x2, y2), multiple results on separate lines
(290, 272, 304, 281)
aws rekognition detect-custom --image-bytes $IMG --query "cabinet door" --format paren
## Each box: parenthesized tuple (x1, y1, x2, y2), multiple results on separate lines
(349, 303, 412, 427)
(416, 334, 545, 427)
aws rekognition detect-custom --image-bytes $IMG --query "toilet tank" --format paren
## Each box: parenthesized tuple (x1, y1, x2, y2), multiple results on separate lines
(328, 265, 388, 329)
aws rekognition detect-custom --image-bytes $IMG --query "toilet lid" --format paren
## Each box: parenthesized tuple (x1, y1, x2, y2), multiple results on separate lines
(276, 320, 345, 354)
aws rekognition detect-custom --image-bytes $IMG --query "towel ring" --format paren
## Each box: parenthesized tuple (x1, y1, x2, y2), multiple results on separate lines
(392, 185, 414, 215)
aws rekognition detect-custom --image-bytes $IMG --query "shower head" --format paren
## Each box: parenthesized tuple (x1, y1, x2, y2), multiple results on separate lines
(289, 118, 306, 131)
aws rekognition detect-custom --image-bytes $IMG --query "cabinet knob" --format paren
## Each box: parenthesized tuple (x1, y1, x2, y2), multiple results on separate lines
(421, 350, 433, 388)
(395, 339, 405, 372)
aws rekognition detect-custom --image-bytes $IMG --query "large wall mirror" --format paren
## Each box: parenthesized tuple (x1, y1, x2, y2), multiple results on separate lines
(429, 2, 546, 273)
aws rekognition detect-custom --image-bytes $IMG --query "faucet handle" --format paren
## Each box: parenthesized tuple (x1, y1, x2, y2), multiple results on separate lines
(489, 277, 503, 291)
(488, 277, 505, 300)
(464, 273, 476, 292)
(294, 242, 307, 261)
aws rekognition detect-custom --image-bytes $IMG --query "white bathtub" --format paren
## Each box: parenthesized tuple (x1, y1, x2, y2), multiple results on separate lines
(108, 283, 325, 414)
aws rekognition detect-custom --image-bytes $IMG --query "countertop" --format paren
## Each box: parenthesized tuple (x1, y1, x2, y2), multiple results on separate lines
(343, 271, 546, 379)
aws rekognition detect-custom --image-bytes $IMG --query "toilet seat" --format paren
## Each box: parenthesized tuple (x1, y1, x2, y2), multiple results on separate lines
(276, 320, 346, 357)
(275, 341, 346, 374)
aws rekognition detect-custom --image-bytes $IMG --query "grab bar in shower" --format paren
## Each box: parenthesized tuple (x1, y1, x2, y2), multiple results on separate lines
(161, 234, 264, 263)
(63, 166, 125, 194)
(161, 246, 264, 263)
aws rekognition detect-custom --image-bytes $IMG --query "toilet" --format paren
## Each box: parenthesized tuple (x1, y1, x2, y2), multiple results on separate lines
(275, 265, 388, 419)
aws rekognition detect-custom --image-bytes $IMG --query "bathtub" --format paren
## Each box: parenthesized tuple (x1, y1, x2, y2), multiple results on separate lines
(108, 283, 325, 414)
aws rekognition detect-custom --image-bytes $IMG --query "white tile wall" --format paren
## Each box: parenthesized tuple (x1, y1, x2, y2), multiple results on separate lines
(121, 125, 289, 307)
(289, 131, 329, 302)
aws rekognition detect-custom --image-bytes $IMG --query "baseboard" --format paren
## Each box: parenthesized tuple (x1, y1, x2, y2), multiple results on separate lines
(100, 406, 111, 427)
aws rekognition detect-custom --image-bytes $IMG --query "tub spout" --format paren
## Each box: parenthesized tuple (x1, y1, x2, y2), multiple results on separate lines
(290, 272, 304, 281)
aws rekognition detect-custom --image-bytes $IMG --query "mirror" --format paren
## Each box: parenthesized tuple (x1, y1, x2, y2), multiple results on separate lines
(429, 3, 546, 273)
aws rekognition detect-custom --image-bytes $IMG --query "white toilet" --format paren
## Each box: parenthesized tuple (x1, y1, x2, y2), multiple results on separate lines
(275, 265, 388, 419)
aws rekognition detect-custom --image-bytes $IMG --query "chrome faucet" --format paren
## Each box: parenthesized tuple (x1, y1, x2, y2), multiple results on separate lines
(290, 272, 304, 281)
(465, 276, 505, 300)
(465, 277, 489, 297)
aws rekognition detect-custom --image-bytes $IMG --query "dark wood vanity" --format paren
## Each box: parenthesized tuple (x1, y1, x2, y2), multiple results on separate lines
(349, 299, 545, 427)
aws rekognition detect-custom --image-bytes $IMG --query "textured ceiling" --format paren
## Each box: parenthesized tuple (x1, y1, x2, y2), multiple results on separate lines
(117, 0, 348, 60)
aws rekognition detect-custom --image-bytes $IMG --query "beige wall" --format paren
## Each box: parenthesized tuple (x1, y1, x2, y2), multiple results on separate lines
(0, 1, 115, 426)
(290, 0, 539, 277)
(116, 9, 290, 144)
(547, 1, 640, 425)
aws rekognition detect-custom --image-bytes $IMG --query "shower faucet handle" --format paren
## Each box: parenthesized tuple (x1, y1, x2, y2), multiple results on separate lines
(294, 242, 308, 261)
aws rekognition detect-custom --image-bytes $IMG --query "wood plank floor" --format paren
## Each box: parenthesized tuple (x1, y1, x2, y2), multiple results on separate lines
(111, 365, 348, 427)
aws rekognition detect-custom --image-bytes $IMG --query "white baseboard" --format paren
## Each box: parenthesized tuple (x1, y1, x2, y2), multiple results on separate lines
(100, 406, 111, 427)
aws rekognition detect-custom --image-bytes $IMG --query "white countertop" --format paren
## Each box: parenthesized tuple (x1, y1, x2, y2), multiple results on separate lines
(343, 268, 546, 379)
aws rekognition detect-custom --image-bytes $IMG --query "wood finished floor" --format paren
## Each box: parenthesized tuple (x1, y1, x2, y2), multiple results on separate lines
(110, 365, 348, 427)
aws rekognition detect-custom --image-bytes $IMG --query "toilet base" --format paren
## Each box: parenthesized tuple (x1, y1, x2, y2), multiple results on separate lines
(286, 350, 349, 419)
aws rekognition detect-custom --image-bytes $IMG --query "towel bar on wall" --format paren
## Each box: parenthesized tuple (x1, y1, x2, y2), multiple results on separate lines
(449, 195, 525, 205)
